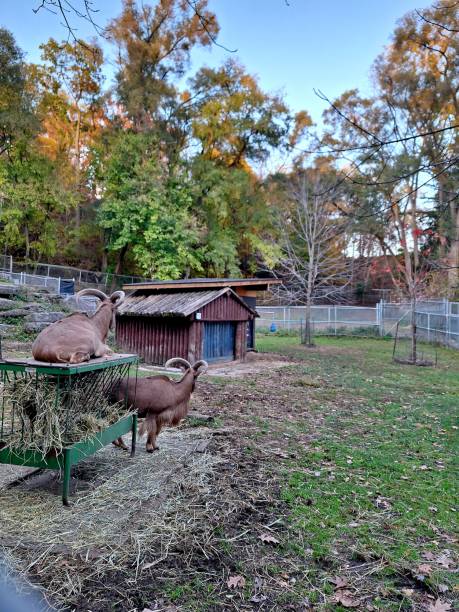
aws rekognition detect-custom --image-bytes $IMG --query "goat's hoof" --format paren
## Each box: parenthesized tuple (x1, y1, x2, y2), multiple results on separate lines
(112, 440, 128, 451)
(146, 446, 159, 453)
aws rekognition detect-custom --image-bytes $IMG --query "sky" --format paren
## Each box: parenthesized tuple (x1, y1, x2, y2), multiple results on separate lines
(2, 0, 431, 126)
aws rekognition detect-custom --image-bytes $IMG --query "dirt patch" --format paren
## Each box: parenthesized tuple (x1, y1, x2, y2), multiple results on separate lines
(208, 354, 295, 378)
(139, 352, 296, 379)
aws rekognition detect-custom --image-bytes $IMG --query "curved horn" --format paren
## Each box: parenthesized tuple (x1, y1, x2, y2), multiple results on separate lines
(110, 290, 125, 306)
(165, 357, 191, 371)
(193, 360, 209, 375)
(76, 288, 109, 308)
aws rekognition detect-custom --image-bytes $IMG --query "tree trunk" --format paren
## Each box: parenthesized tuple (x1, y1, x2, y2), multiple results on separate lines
(447, 201, 459, 298)
(111, 244, 129, 291)
(410, 293, 417, 364)
(101, 249, 108, 273)
(301, 300, 314, 346)
(74, 105, 82, 234)
(24, 225, 30, 260)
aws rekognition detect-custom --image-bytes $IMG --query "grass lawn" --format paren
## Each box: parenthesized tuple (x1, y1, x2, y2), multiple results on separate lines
(252, 335, 458, 609)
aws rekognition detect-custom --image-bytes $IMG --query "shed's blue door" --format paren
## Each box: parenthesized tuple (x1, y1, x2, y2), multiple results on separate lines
(203, 322, 235, 362)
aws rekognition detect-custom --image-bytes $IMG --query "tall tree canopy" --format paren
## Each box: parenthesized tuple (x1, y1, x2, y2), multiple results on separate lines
(0, 0, 456, 300)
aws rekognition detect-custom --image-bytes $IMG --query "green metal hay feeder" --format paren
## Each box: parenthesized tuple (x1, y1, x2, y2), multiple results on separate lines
(0, 354, 138, 505)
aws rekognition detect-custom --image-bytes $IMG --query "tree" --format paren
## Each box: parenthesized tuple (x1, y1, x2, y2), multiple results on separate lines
(0, 141, 72, 259)
(32, 38, 105, 231)
(274, 171, 351, 346)
(0, 28, 37, 156)
(373, 2, 459, 296)
(107, 0, 219, 130)
(98, 132, 203, 278)
(190, 158, 279, 276)
(189, 59, 300, 167)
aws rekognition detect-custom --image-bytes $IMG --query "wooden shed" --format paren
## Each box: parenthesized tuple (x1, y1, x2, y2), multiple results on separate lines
(116, 287, 258, 364)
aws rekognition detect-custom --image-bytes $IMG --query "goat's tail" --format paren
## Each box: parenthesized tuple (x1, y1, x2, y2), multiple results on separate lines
(139, 413, 156, 438)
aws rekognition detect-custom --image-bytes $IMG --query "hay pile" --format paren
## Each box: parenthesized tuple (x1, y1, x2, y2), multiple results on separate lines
(1, 376, 131, 456)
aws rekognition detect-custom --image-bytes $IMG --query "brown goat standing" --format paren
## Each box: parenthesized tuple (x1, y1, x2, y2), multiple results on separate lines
(113, 358, 208, 452)
(32, 289, 125, 364)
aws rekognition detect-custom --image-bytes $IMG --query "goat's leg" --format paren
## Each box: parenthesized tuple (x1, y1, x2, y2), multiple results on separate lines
(153, 422, 163, 450)
(69, 352, 91, 364)
(145, 419, 159, 453)
(112, 437, 128, 450)
(94, 342, 113, 358)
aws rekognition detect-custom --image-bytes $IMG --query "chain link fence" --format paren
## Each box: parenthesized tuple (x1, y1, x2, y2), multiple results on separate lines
(257, 300, 459, 349)
(0, 255, 152, 294)
(0, 270, 61, 293)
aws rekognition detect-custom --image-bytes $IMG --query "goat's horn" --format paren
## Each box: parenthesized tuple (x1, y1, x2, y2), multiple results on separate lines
(110, 290, 125, 306)
(76, 288, 109, 306)
(193, 360, 208, 374)
(165, 358, 191, 370)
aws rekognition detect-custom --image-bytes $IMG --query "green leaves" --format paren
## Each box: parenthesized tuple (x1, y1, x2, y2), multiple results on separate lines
(0, 142, 72, 258)
(98, 132, 204, 278)
(190, 59, 294, 166)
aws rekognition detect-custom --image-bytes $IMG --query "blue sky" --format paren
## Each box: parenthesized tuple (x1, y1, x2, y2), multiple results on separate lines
(3, 0, 429, 125)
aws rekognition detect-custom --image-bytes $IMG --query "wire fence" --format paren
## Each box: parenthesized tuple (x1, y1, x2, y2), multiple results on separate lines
(257, 300, 459, 349)
(0, 255, 151, 294)
(0, 270, 61, 293)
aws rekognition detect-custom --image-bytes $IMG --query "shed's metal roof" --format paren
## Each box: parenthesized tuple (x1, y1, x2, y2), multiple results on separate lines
(117, 287, 256, 317)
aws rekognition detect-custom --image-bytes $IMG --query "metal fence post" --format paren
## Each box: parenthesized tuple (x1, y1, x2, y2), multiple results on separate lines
(427, 313, 431, 343)
(446, 310, 450, 346)
(334, 305, 337, 336)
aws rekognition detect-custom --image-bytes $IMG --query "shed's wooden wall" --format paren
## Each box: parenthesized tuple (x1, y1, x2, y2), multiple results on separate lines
(116, 317, 190, 365)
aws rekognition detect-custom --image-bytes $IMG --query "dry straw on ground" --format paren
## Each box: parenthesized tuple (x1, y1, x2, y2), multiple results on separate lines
(0, 429, 223, 610)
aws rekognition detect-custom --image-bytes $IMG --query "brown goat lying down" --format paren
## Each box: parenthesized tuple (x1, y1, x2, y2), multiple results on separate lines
(112, 358, 208, 452)
(32, 289, 124, 364)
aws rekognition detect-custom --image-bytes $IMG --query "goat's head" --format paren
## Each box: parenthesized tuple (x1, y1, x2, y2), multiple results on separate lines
(76, 289, 125, 330)
(165, 358, 208, 391)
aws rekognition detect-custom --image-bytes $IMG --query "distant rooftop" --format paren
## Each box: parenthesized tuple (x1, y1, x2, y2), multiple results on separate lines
(123, 277, 281, 292)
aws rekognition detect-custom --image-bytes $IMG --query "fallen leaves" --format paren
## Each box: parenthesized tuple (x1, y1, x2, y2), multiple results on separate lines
(374, 496, 392, 510)
(332, 589, 360, 608)
(329, 576, 348, 589)
(436, 553, 453, 568)
(428, 599, 451, 612)
(422, 551, 436, 561)
(259, 533, 280, 545)
(227, 575, 245, 589)
(417, 563, 433, 576)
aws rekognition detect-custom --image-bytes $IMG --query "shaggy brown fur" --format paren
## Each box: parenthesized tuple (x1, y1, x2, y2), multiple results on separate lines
(113, 358, 208, 452)
(32, 289, 124, 364)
